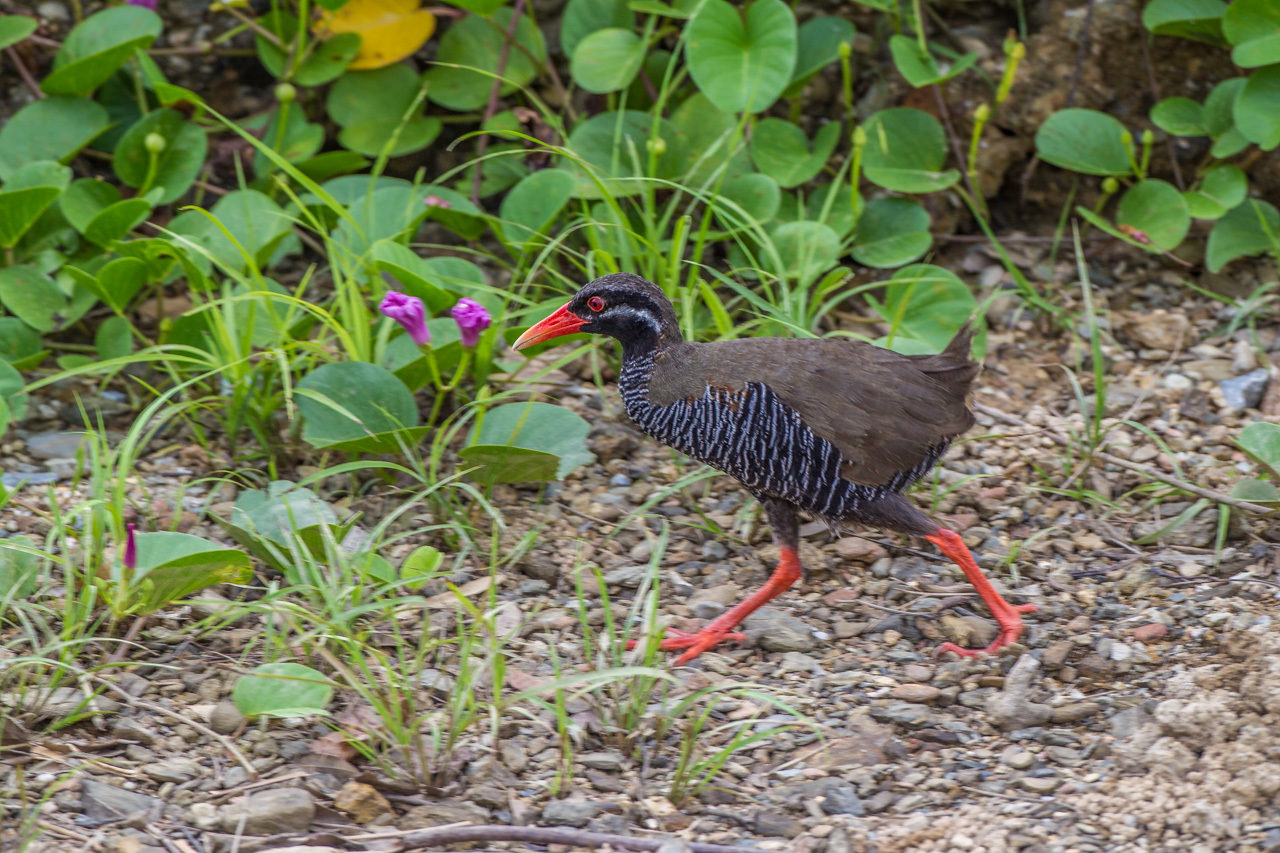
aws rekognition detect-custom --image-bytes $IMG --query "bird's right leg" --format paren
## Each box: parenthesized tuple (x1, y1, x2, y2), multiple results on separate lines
(635, 499, 802, 665)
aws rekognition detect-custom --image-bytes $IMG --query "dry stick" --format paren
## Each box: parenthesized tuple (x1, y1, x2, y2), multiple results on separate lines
(973, 402, 1275, 515)
(398, 825, 794, 853)
(6, 47, 44, 100)
(85, 673, 259, 781)
(470, 0, 527, 206)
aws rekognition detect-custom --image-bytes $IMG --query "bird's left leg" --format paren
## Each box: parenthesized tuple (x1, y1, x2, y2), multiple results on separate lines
(648, 499, 802, 665)
(927, 528, 1038, 657)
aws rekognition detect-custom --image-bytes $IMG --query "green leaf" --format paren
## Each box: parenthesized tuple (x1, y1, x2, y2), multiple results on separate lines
(83, 198, 153, 246)
(669, 92, 751, 186)
(498, 169, 577, 248)
(123, 531, 252, 615)
(1206, 199, 1280, 272)
(0, 536, 39, 599)
(0, 97, 110, 181)
(749, 119, 841, 189)
(1223, 0, 1280, 65)
(338, 118, 441, 158)
(42, 7, 161, 96)
(60, 179, 119, 233)
(372, 241, 466, 314)
(558, 110, 682, 199)
(1238, 421, 1280, 478)
(784, 16, 855, 96)
(461, 402, 595, 485)
(1183, 164, 1247, 219)
(255, 11, 361, 86)
(1230, 478, 1280, 503)
(1116, 179, 1190, 250)
(686, 0, 797, 114)
(862, 108, 959, 192)
(715, 172, 780, 228)
(572, 28, 646, 94)
(200, 190, 294, 273)
(0, 318, 46, 368)
(401, 545, 444, 580)
(0, 265, 67, 332)
(327, 64, 422, 128)
(769, 221, 840, 283)
(1150, 96, 1208, 136)
(4, 161, 72, 193)
(562, 0, 634, 57)
(95, 315, 133, 361)
(888, 35, 977, 87)
(1034, 108, 1134, 176)
(448, 0, 512, 12)
(869, 264, 978, 354)
(233, 662, 333, 719)
(254, 105, 325, 174)
(0, 357, 28, 421)
(296, 361, 424, 453)
(850, 197, 931, 269)
(295, 150, 370, 184)
(0, 187, 61, 249)
(425, 9, 546, 111)
(1205, 77, 1247, 137)
(64, 256, 148, 313)
(0, 15, 37, 51)
(1234, 64, 1280, 150)
(1142, 0, 1228, 43)
(221, 482, 349, 572)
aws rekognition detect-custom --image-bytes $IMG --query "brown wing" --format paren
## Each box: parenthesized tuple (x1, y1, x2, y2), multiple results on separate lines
(649, 326, 979, 487)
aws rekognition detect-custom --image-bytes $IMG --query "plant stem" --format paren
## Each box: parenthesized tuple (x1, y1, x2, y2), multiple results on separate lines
(470, 0, 527, 206)
(398, 825, 777, 853)
(7, 47, 44, 100)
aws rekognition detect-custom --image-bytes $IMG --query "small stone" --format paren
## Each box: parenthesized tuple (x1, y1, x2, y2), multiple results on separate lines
(398, 800, 488, 829)
(144, 757, 201, 783)
(1050, 702, 1102, 723)
(1002, 748, 1034, 770)
(1020, 776, 1062, 794)
(188, 802, 220, 831)
(333, 782, 391, 823)
(578, 751, 624, 772)
(1042, 641, 1072, 669)
(881, 702, 934, 728)
(208, 701, 245, 735)
(1220, 368, 1270, 409)
(691, 600, 725, 619)
(882, 629, 902, 647)
(418, 669, 456, 697)
(1118, 566, 1152, 595)
(219, 788, 314, 834)
(863, 790, 896, 814)
(603, 565, 648, 588)
(890, 684, 940, 704)
(110, 718, 156, 745)
(743, 608, 816, 652)
(754, 809, 803, 837)
(25, 431, 90, 460)
(821, 784, 864, 816)
(776, 652, 819, 675)
(1177, 562, 1204, 579)
(542, 799, 604, 827)
(81, 780, 163, 821)
(902, 664, 933, 682)
(499, 741, 528, 773)
(1133, 623, 1170, 643)
(834, 537, 888, 563)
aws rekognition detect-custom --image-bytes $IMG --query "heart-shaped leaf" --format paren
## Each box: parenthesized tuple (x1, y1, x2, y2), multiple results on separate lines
(1116, 179, 1190, 250)
(1183, 164, 1247, 219)
(1035, 108, 1133, 176)
(0, 97, 110, 180)
(558, 110, 682, 198)
(1234, 64, 1280, 150)
(296, 361, 424, 453)
(461, 402, 595, 485)
(784, 16, 855, 97)
(1142, 0, 1228, 43)
(572, 27, 645, 94)
(669, 92, 752, 186)
(198, 190, 295, 273)
(862, 108, 958, 192)
(425, 8, 546, 111)
(1238, 421, 1280, 479)
(749, 119, 841, 189)
(850, 196, 931, 269)
(233, 663, 333, 719)
(122, 531, 252, 615)
(1206, 199, 1280, 272)
(561, 0, 634, 56)
(714, 172, 780, 228)
(83, 198, 153, 246)
(686, 0, 797, 114)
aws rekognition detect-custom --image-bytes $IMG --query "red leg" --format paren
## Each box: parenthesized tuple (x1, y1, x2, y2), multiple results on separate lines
(630, 546, 803, 665)
(927, 528, 1037, 657)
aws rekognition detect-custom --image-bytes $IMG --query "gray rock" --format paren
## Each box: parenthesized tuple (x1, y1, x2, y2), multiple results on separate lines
(145, 757, 202, 783)
(821, 784, 864, 816)
(219, 788, 314, 834)
(110, 718, 156, 745)
(754, 809, 803, 837)
(863, 790, 897, 814)
(577, 751, 624, 772)
(879, 702, 935, 729)
(1220, 368, 1270, 409)
(25, 431, 90, 461)
(398, 799, 488, 829)
(603, 565, 649, 588)
(1110, 704, 1154, 739)
(1021, 776, 1062, 794)
(985, 655, 1053, 731)
(81, 780, 164, 821)
(1, 471, 59, 488)
(743, 608, 816, 652)
(691, 600, 725, 619)
(6, 687, 120, 717)
(418, 668, 456, 697)
(208, 701, 245, 735)
(541, 799, 605, 827)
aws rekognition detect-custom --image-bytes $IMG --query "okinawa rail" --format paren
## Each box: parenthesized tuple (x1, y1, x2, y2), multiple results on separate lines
(513, 273, 1036, 664)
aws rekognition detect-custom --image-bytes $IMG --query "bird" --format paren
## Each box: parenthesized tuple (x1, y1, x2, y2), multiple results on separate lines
(512, 273, 1036, 664)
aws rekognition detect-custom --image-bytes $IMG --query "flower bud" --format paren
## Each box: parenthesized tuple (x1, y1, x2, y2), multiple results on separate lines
(144, 133, 167, 154)
(275, 82, 297, 104)
(646, 137, 667, 156)
(1101, 177, 1119, 195)
(973, 103, 991, 123)
(838, 41, 852, 59)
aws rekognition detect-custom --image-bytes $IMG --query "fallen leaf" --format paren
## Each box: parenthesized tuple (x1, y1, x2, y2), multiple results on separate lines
(317, 0, 435, 70)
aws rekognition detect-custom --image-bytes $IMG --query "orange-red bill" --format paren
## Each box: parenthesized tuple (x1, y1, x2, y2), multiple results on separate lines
(512, 303, 585, 350)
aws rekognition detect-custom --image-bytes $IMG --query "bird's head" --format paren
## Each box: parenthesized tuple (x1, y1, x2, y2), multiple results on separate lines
(513, 273, 681, 354)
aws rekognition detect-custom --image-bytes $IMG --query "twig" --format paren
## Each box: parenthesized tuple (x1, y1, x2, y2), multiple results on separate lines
(973, 402, 1274, 515)
(470, 0, 527, 206)
(85, 673, 258, 781)
(398, 825, 792, 853)
(6, 47, 44, 100)
(932, 85, 985, 212)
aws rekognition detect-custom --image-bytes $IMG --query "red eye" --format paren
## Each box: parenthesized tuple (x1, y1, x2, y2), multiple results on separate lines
(587, 296, 606, 312)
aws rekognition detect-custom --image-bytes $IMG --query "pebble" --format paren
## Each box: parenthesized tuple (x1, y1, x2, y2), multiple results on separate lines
(542, 799, 605, 827)
(834, 537, 888, 563)
(890, 684, 941, 704)
(743, 608, 816, 652)
(1133, 623, 1170, 643)
(882, 629, 902, 646)
(208, 701, 245, 734)
(333, 781, 392, 823)
(691, 600, 726, 619)
(1220, 368, 1270, 409)
(81, 780, 163, 821)
(1020, 776, 1063, 794)
(1178, 562, 1204, 579)
(144, 757, 201, 783)
(985, 655, 1052, 730)
(754, 809, 804, 837)
(219, 788, 315, 834)
(578, 751, 624, 772)
(1002, 747, 1035, 769)
(25, 430, 90, 460)
(880, 702, 934, 728)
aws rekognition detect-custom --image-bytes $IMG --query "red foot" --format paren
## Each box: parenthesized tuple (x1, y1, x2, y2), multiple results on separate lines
(934, 603, 1039, 657)
(626, 627, 748, 665)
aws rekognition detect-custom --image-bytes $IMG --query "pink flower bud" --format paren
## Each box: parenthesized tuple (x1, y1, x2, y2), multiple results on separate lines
(450, 298, 491, 348)
(380, 291, 430, 346)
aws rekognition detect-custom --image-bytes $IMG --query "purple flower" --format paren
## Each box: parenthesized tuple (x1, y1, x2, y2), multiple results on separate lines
(124, 523, 137, 570)
(127, 0, 158, 9)
(380, 291, 430, 346)
(451, 298, 491, 348)
(423, 195, 451, 209)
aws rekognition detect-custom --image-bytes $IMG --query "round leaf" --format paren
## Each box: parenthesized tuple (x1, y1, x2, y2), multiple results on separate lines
(1183, 164, 1247, 219)
(1238, 421, 1280, 478)
(669, 92, 751, 186)
(201, 190, 294, 273)
(339, 117, 441, 157)
(686, 0, 797, 114)
(327, 64, 422, 128)
(60, 179, 120, 233)
(0, 318, 45, 368)
(0, 15, 37, 51)
(499, 169, 577, 247)
(1116, 179, 1190, 250)
(0, 265, 67, 332)
(317, 0, 435, 72)
(571, 28, 645, 94)
(296, 361, 423, 453)
(749, 119, 841, 189)
(558, 110, 682, 198)
(1150, 97, 1208, 136)
(770, 221, 841, 282)
(561, 0, 634, 57)
(0, 97, 110, 180)
(1234, 64, 1280, 150)
(870, 264, 978, 354)
(42, 6, 161, 96)
(715, 172, 780, 227)
(1142, 0, 1228, 43)
(84, 198, 153, 246)
(1223, 0, 1280, 65)
(112, 109, 208, 204)
(461, 402, 594, 485)
(0, 187, 61, 250)
(862, 108, 959, 192)
(95, 315, 133, 361)
(1034, 108, 1133, 176)
(233, 663, 333, 719)
(1206, 199, 1280, 272)
(1204, 77, 1246, 137)
(785, 16, 855, 95)
(850, 197, 931, 269)
(425, 9, 546, 111)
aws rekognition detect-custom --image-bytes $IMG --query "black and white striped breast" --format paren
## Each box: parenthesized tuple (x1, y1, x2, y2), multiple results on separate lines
(619, 353, 946, 520)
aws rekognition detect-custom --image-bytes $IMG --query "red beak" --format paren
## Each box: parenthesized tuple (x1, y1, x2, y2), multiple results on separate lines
(512, 302, 586, 351)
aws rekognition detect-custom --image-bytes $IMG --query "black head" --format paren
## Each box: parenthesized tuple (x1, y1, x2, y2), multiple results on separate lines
(513, 273, 682, 355)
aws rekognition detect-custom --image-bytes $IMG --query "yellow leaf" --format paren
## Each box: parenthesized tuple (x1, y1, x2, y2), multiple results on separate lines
(317, 0, 436, 71)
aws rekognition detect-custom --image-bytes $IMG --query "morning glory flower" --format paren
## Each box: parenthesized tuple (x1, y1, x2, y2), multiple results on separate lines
(450, 298, 490, 348)
(124, 523, 137, 570)
(380, 291, 430, 346)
